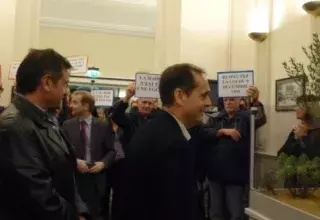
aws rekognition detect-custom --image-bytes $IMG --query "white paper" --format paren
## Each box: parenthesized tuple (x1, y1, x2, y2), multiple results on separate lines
(8, 62, 21, 80)
(218, 70, 254, 97)
(135, 73, 160, 98)
(67, 56, 88, 74)
(91, 90, 114, 106)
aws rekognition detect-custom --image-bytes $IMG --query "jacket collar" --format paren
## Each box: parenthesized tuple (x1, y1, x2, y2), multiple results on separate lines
(12, 95, 51, 128)
(218, 108, 247, 119)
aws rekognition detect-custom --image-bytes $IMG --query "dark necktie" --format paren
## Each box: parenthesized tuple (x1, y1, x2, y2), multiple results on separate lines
(80, 120, 87, 160)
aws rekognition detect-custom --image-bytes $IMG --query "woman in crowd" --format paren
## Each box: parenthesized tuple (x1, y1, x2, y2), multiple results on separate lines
(278, 95, 320, 158)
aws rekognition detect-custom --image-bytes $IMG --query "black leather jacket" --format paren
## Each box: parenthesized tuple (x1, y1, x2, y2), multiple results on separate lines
(0, 95, 89, 220)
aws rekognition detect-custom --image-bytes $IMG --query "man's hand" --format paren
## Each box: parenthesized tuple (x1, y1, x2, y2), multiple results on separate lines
(89, 162, 105, 174)
(123, 83, 135, 103)
(77, 159, 89, 173)
(218, 129, 242, 141)
(79, 216, 86, 220)
(293, 122, 309, 138)
(247, 86, 259, 102)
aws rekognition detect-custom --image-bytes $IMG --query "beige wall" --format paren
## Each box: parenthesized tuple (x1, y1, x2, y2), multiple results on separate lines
(0, 0, 40, 106)
(224, 0, 318, 155)
(265, 0, 318, 155)
(252, 0, 318, 155)
(39, 27, 155, 78)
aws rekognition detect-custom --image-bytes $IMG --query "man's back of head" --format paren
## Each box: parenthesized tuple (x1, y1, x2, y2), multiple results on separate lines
(16, 48, 71, 110)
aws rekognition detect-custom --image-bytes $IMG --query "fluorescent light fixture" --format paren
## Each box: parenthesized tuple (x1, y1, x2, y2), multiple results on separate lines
(110, 0, 156, 6)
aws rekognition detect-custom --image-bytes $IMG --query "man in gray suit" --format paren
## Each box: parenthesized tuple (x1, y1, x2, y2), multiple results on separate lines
(63, 90, 115, 220)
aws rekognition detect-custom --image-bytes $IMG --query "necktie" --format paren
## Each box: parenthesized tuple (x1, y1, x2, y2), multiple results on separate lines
(114, 133, 125, 160)
(80, 120, 87, 160)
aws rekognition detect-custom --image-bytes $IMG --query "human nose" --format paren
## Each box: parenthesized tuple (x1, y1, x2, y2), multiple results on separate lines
(204, 96, 211, 107)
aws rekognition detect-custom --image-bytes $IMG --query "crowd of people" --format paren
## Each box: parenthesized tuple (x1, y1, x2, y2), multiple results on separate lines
(0, 48, 318, 220)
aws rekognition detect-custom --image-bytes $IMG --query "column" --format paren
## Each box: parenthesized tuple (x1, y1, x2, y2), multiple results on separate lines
(13, 0, 41, 60)
(0, 0, 41, 105)
(154, 0, 232, 78)
(154, 0, 181, 73)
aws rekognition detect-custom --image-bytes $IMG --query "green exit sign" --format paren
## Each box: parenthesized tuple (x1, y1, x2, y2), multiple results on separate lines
(87, 67, 100, 78)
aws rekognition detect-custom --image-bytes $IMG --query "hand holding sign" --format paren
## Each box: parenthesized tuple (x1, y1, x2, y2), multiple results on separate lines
(246, 86, 259, 102)
(123, 83, 135, 103)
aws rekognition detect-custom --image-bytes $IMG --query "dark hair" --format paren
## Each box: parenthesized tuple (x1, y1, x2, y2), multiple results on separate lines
(296, 94, 320, 122)
(16, 48, 72, 95)
(72, 90, 95, 113)
(159, 63, 205, 107)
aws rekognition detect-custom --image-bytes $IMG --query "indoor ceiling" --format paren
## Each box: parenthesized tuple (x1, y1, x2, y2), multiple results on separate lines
(40, 0, 157, 36)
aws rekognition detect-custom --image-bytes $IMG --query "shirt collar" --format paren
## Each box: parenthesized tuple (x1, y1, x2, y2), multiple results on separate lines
(167, 112, 191, 141)
(79, 115, 92, 125)
(16, 93, 47, 112)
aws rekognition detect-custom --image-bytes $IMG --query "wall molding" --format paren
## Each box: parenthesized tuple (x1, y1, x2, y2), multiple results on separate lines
(40, 17, 155, 38)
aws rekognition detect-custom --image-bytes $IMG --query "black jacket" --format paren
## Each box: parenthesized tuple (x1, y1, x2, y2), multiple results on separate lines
(206, 103, 266, 185)
(0, 95, 89, 220)
(111, 100, 155, 151)
(123, 111, 198, 220)
(278, 128, 320, 158)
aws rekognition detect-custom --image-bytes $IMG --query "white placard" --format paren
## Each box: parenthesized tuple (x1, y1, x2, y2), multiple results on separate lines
(91, 90, 114, 106)
(218, 70, 254, 97)
(135, 73, 160, 98)
(8, 62, 21, 80)
(67, 56, 88, 74)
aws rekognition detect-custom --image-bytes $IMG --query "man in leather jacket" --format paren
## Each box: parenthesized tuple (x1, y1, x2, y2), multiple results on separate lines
(0, 49, 90, 220)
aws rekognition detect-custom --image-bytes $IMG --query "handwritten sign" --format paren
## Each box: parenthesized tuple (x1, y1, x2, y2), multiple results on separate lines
(218, 70, 254, 97)
(67, 56, 88, 74)
(135, 73, 160, 98)
(8, 62, 21, 80)
(91, 90, 114, 106)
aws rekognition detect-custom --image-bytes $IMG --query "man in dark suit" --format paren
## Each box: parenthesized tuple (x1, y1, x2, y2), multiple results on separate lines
(0, 49, 89, 220)
(63, 90, 115, 220)
(124, 63, 212, 220)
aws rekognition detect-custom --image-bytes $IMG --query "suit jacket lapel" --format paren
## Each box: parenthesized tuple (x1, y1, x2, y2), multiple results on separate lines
(71, 118, 82, 157)
(46, 125, 70, 155)
(60, 129, 76, 158)
(90, 117, 98, 159)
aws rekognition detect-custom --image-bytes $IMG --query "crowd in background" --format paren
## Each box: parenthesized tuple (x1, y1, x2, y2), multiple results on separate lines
(0, 48, 319, 220)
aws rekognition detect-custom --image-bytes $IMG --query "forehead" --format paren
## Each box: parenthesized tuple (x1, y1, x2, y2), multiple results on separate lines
(71, 93, 82, 100)
(223, 97, 240, 101)
(193, 73, 210, 91)
(61, 69, 70, 80)
(138, 98, 154, 102)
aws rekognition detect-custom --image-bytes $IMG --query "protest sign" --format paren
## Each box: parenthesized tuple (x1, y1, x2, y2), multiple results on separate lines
(135, 73, 160, 98)
(218, 70, 254, 97)
(8, 62, 21, 80)
(91, 90, 114, 106)
(67, 56, 88, 74)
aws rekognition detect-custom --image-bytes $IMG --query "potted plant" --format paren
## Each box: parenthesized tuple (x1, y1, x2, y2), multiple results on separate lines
(282, 33, 320, 125)
(277, 153, 320, 198)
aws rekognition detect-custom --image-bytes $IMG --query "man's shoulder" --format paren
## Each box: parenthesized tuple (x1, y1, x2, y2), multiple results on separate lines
(93, 118, 109, 128)
(135, 113, 181, 140)
(0, 103, 33, 137)
(63, 117, 77, 126)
